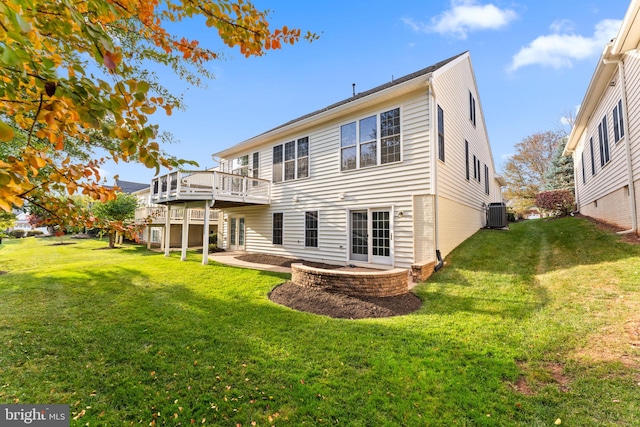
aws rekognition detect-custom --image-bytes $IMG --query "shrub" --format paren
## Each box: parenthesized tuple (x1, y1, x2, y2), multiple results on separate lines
(535, 190, 575, 217)
(9, 229, 26, 238)
(26, 230, 44, 237)
(209, 233, 217, 245)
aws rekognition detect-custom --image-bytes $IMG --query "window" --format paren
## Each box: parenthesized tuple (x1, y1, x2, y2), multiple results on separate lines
(476, 158, 481, 183)
(252, 152, 259, 186)
(437, 105, 445, 162)
(272, 213, 283, 245)
(359, 115, 377, 167)
(273, 137, 309, 182)
(380, 109, 401, 164)
(341, 108, 401, 170)
(304, 211, 318, 248)
(581, 152, 586, 184)
(469, 91, 476, 126)
(465, 140, 470, 180)
(613, 99, 624, 142)
(590, 137, 596, 176)
(473, 155, 478, 180)
(484, 164, 489, 194)
(231, 155, 249, 176)
(272, 145, 283, 182)
(598, 116, 610, 166)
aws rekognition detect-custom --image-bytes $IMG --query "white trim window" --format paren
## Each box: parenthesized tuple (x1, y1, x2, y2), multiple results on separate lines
(613, 99, 624, 143)
(598, 116, 610, 166)
(272, 212, 283, 245)
(304, 211, 318, 248)
(273, 137, 309, 183)
(469, 91, 476, 127)
(341, 107, 401, 171)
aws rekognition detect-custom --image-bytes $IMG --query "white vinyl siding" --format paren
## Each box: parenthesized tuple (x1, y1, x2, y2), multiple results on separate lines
(217, 53, 498, 268)
(572, 58, 634, 223)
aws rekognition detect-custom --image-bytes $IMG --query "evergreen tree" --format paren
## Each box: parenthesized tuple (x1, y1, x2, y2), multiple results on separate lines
(545, 137, 575, 193)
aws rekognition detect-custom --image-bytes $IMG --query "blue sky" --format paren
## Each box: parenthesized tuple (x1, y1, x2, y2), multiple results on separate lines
(106, 0, 631, 184)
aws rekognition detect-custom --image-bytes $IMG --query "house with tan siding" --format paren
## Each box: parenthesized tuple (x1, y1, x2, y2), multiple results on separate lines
(564, 0, 640, 234)
(150, 51, 505, 280)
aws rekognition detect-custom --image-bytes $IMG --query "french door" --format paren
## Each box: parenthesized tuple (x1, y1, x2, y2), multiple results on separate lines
(229, 216, 245, 250)
(349, 209, 392, 265)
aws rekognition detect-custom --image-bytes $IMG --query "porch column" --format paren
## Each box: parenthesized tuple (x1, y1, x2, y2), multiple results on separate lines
(202, 202, 210, 265)
(160, 226, 165, 252)
(146, 225, 151, 250)
(181, 204, 189, 261)
(164, 205, 171, 257)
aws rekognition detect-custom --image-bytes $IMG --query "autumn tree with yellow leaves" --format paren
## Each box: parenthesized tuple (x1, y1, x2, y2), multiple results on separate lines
(0, 0, 315, 226)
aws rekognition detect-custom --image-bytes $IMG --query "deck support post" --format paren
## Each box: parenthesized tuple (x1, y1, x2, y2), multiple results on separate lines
(164, 205, 171, 257)
(202, 202, 210, 265)
(181, 204, 189, 261)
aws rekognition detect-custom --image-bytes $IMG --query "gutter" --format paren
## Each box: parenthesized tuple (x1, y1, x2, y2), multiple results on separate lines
(603, 57, 637, 235)
(428, 76, 443, 270)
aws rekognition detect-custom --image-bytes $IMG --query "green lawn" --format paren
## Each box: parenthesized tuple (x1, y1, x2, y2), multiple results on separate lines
(1, 218, 639, 426)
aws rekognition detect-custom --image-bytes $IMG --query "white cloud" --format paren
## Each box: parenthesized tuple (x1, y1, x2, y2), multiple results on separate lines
(509, 19, 622, 71)
(403, 0, 518, 40)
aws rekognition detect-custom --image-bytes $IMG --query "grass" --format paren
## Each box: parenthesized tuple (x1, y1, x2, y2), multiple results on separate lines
(0, 217, 639, 426)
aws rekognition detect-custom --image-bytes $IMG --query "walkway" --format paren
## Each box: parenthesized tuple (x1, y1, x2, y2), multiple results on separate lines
(208, 251, 292, 274)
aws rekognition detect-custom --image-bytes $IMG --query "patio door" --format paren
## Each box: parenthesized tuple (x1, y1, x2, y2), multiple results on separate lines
(229, 216, 245, 250)
(349, 208, 392, 265)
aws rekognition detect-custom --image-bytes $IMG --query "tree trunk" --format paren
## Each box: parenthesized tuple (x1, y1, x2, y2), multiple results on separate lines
(108, 232, 116, 248)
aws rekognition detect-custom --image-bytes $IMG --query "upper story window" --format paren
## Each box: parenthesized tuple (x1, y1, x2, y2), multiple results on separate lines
(231, 155, 249, 176)
(598, 116, 610, 166)
(273, 137, 309, 182)
(469, 91, 476, 127)
(613, 99, 624, 143)
(437, 105, 445, 162)
(341, 108, 401, 171)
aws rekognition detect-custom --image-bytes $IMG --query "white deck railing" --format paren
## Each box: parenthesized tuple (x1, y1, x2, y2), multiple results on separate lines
(135, 206, 220, 223)
(150, 170, 271, 205)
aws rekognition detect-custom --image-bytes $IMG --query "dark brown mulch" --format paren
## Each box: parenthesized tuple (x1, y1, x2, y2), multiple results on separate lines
(269, 282, 422, 319)
(237, 253, 422, 319)
(575, 213, 640, 244)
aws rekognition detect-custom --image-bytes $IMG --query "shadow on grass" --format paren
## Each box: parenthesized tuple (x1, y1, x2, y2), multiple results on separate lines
(0, 250, 542, 425)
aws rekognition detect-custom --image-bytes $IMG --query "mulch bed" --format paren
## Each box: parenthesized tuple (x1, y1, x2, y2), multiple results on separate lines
(236, 253, 422, 319)
(269, 282, 422, 319)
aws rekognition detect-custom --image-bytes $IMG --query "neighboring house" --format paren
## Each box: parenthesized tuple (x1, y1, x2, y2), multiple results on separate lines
(7, 209, 49, 235)
(564, 0, 640, 234)
(151, 51, 505, 279)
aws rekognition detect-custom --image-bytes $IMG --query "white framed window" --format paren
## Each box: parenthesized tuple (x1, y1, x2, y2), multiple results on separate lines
(272, 212, 283, 245)
(469, 91, 476, 127)
(598, 116, 610, 166)
(305, 211, 318, 248)
(341, 107, 401, 170)
(590, 137, 596, 175)
(273, 137, 309, 182)
(613, 99, 624, 143)
(465, 140, 470, 180)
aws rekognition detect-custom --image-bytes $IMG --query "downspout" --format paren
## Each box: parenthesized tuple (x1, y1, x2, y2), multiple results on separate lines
(428, 76, 444, 271)
(603, 57, 637, 234)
